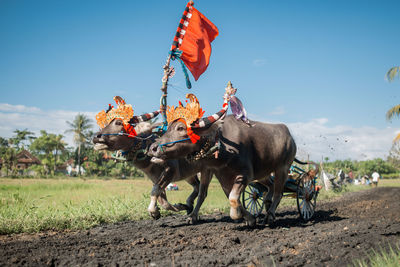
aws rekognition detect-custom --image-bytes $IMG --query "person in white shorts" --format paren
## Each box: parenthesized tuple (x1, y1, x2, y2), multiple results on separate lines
(371, 171, 380, 187)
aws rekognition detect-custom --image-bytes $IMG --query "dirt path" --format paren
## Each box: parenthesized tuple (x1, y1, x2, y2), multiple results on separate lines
(1, 187, 399, 266)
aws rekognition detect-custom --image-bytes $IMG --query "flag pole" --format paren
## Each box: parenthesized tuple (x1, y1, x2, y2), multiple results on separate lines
(159, 55, 172, 129)
(159, 1, 195, 130)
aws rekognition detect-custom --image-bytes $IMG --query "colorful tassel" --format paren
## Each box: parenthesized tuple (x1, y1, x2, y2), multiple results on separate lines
(187, 127, 200, 143)
(123, 123, 137, 138)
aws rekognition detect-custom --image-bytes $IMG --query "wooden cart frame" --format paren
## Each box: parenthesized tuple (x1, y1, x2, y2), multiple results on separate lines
(241, 163, 320, 221)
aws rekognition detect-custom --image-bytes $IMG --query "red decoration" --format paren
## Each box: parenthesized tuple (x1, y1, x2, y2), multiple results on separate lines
(179, 6, 219, 81)
(123, 122, 137, 138)
(187, 127, 200, 144)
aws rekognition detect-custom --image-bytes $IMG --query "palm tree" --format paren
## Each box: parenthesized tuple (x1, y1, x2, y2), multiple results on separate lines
(10, 129, 35, 151)
(52, 134, 66, 172)
(386, 105, 400, 121)
(386, 66, 400, 82)
(386, 66, 400, 142)
(3, 147, 17, 176)
(66, 114, 92, 175)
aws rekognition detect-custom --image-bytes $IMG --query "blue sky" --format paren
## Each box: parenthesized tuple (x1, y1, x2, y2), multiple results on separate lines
(1, 0, 400, 160)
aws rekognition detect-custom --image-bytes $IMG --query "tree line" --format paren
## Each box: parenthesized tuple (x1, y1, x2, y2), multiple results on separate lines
(321, 151, 400, 179)
(1, 113, 399, 179)
(0, 114, 143, 178)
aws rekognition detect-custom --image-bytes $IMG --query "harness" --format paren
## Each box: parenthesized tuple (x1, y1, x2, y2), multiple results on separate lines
(186, 139, 221, 162)
(100, 131, 134, 137)
(156, 132, 221, 162)
(157, 137, 191, 151)
(120, 135, 156, 162)
(99, 131, 156, 162)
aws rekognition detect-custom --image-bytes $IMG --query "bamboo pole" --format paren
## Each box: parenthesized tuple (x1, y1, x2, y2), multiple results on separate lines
(160, 55, 172, 124)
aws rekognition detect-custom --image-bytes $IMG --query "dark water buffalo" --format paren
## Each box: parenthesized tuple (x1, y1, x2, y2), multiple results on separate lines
(149, 115, 297, 226)
(93, 119, 213, 222)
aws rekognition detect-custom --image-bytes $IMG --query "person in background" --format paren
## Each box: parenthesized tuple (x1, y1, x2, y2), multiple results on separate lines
(348, 170, 354, 180)
(371, 171, 380, 187)
(361, 175, 366, 185)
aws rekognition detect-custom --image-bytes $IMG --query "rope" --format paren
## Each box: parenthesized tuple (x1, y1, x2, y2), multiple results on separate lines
(159, 94, 168, 128)
(158, 137, 190, 147)
(99, 132, 155, 141)
(169, 50, 192, 89)
(112, 135, 156, 162)
(168, 83, 188, 96)
(99, 132, 126, 137)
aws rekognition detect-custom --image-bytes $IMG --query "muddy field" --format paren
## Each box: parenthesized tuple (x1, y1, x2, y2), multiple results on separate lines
(1, 187, 399, 266)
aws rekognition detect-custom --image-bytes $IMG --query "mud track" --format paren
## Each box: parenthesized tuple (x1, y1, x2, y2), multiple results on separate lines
(1, 187, 400, 266)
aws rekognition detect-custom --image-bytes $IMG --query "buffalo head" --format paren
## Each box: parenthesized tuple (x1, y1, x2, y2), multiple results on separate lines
(93, 119, 154, 152)
(149, 120, 198, 159)
(149, 82, 236, 161)
(148, 118, 221, 161)
(93, 95, 160, 152)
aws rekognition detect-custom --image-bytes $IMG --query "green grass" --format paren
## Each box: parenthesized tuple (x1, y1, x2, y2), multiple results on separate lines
(0, 178, 152, 234)
(352, 245, 400, 267)
(1, 177, 399, 234)
(0, 177, 229, 234)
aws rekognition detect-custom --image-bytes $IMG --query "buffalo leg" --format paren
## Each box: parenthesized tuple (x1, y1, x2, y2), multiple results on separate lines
(183, 175, 200, 214)
(261, 175, 274, 215)
(148, 166, 174, 219)
(148, 184, 162, 219)
(168, 175, 200, 214)
(265, 166, 289, 225)
(154, 179, 201, 216)
(263, 184, 274, 215)
(150, 186, 189, 218)
(157, 190, 185, 212)
(188, 170, 212, 224)
(228, 175, 256, 227)
(149, 175, 200, 218)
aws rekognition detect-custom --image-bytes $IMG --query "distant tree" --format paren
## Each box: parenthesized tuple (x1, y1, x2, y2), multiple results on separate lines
(0, 137, 9, 157)
(30, 131, 67, 175)
(386, 66, 400, 142)
(358, 158, 397, 176)
(2, 147, 17, 176)
(387, 142, 400, 170)
(386, 105, 400, 122)
(53, 134, 66, 172)
(9, 129, 35, 151)
(30, 131, 53, 175)
(0, 137, 8, 147)
(386, 66, 400, 82)
(65, 114, 93, 176)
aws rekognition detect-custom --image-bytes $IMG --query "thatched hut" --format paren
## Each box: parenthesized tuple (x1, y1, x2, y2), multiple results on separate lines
(15, 150, 41, 170)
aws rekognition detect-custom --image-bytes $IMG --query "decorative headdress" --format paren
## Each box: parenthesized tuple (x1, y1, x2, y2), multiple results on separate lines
(165, 82, 236, 143)
(166, 94, 205, 125)
(96, 96, 134, 129)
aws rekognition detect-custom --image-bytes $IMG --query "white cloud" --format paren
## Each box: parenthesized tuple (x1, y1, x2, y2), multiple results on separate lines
(252, 59, 266, 67)
(1, 104, 397, 161)
(285, 118, 397, 161)
(268, 106, 286, 116)
(0, 103, 41, 113)
(0, 103, 97, 147)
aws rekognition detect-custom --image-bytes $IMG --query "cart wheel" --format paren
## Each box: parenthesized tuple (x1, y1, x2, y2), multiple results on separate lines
(296, 175, 317, 221)
(242, 182, 265, 217)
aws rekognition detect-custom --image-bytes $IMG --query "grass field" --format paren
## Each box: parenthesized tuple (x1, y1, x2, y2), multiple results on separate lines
(1, 177, 399, 234)
(352, 245, 400, 267)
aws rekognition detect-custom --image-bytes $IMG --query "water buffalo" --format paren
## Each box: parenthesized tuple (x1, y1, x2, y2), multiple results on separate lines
(93, 118, 213, 222)
(149, 114, 297, 226)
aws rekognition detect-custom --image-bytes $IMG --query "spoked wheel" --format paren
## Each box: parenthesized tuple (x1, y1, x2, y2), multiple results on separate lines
(297, 176, 317, 221)
(242, 182, 265, 217)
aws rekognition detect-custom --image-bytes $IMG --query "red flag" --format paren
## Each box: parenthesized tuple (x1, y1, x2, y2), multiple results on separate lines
(178, 6, 219, 81)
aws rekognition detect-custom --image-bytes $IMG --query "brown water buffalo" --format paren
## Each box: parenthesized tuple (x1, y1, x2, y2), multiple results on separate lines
(149, 114, 297, 226)
(93, 119, 213, 223)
